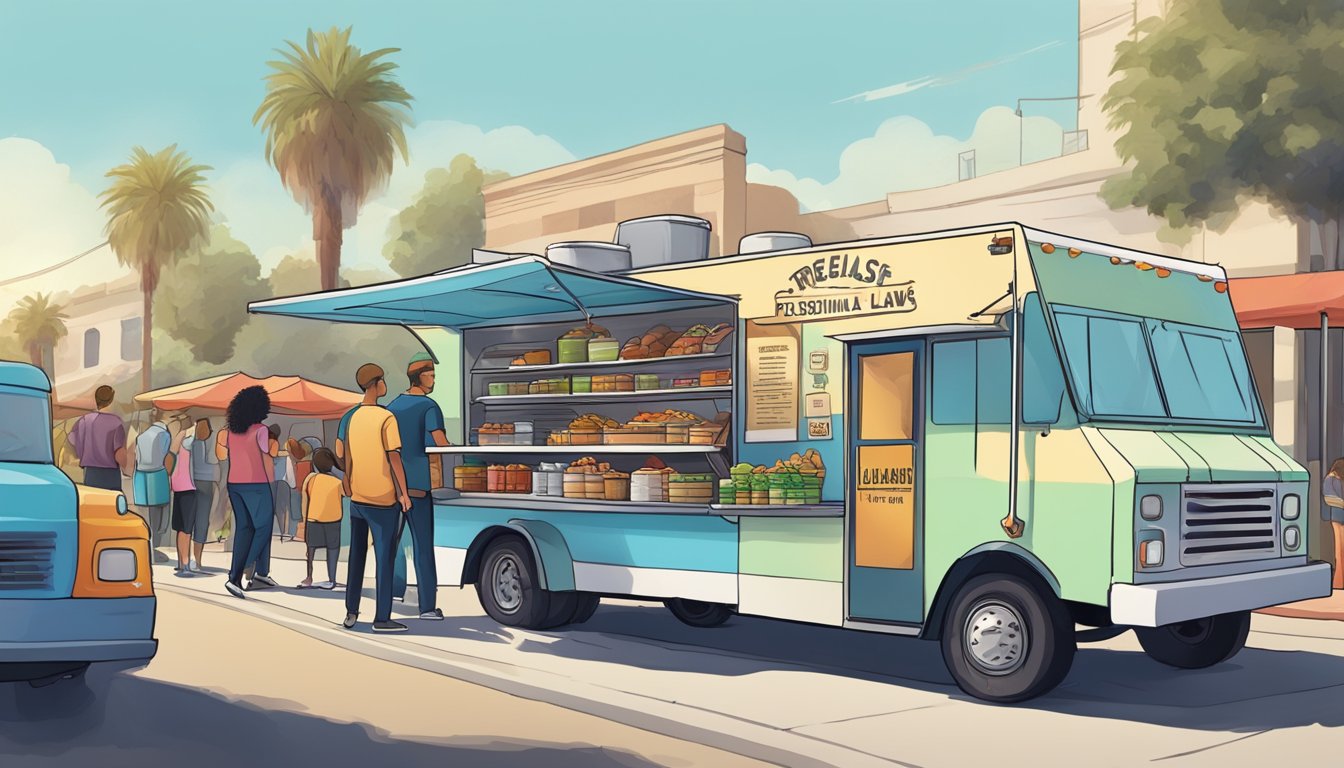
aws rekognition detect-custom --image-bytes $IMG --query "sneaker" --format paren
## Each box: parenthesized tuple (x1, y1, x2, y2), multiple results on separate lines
(393, 596, 405, 603)
(372, 620, 408, 633)
(315, 581, 336, 590)
(225, 581, 246, 599)
(252, 574, 278, 588)
(188, 559, 201, 573)
(419, 609, 444, 621)
(342, 612, 358, 629)
(173, 569, 195, 578)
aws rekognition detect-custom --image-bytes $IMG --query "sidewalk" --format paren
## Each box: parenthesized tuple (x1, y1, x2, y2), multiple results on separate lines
(1259, 589, 1344, 621)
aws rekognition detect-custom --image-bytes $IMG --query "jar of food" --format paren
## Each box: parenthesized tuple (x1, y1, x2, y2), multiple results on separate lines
(563, 472, 587, 499)
(603, 472, 630, 501)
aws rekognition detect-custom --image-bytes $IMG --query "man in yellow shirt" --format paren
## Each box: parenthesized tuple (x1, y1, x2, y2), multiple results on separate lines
(341, 363, 412, 633)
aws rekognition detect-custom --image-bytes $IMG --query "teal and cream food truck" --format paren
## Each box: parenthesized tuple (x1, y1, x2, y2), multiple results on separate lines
(252, 222, 1330, 702)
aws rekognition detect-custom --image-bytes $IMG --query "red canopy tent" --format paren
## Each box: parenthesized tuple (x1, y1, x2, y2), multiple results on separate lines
(134, 373, 360, 419)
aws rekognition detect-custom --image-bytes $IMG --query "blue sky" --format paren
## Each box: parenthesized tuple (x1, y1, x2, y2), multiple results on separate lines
(0, 0, 1079, 295)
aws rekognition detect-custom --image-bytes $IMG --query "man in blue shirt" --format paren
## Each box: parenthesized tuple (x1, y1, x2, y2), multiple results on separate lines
(386, 353, 450, 620)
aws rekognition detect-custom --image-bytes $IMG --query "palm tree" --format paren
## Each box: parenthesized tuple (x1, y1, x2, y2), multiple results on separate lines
(100, 145, 213, 391)
(254, 26, 413, 291)
(9, 293, 68, 376)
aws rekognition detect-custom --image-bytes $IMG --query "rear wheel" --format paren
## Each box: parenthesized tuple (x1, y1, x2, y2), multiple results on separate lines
(476, 537, 550, 629)
(664, 598, 733, 628)
(539, 591, 579, 629)
(1135, 611, 1250, 669)
(940, 573, 1076, 703)
(569, 593, 601, 625)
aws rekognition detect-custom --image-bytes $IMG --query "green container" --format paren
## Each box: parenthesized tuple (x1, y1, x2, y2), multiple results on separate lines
(588, 338, 620, 362)
(558, 338, 588, 364)
(635, 374, 661, 390)
(572, 375, 591, 393)
(488, 383, 508, 396)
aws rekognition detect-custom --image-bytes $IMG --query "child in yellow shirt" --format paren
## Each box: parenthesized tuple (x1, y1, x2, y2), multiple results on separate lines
(299, 448, 345, 590)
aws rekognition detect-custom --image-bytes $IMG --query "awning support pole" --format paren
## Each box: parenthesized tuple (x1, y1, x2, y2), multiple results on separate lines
(1003, 276, 1025, 539)
(550, 273, 592, 325)
(1322, 311, 1329, 484)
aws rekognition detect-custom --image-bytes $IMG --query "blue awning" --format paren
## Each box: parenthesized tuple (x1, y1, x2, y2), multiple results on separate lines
(248, 256, 733, 329)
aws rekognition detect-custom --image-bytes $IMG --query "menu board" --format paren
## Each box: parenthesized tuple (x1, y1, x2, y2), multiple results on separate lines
(854, 444, 915, 570)
(745, 323, 800, 442)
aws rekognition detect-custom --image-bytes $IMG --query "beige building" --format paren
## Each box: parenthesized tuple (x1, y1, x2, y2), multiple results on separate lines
(49, 274, 143, 405)
(481, 0, 1334, 556)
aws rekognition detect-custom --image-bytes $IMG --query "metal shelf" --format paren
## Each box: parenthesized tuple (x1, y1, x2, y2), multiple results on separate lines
(476, 386, 731, 405)
(427, 444, 722, 455)
(472, 351, 730, 375)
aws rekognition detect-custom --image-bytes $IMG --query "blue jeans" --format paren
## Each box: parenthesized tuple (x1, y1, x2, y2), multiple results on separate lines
(395, 495, 437, 610)
(228, 483, 274, 584)
(345, 502, 404, 623)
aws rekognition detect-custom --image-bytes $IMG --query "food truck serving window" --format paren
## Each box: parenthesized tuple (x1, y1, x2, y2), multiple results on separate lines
(0, 389, 53, 464)
(1051, 304, 1263, 426)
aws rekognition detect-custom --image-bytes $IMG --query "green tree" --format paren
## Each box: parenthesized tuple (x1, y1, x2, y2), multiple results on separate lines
(1102, 0, 1344, 263)
(100, 145, 213, 391)
(8, 293, 67, 375)
(156, 224, 268, 364)
(254, 26, 414, 291)
(383, 155, 507, 277)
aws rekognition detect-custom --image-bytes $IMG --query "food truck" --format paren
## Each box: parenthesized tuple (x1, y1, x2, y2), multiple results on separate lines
(251, 222, 1331, 702)
(0, 361, 156, 688)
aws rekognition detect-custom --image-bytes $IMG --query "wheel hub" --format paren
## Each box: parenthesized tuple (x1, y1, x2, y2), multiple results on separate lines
(964, 599, 1028, 676)
(491, 554, 523, 614)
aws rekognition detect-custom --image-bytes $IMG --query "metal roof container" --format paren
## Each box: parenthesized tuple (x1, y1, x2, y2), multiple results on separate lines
(545, 241, 633, 273)
(615, 215, 711, 269)
(738, 232, 812, 254)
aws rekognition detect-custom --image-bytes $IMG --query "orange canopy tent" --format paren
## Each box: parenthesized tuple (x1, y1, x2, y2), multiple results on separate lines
(134, 373, 360, 419)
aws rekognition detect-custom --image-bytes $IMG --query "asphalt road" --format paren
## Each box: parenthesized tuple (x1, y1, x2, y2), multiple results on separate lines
(0, 589, 771, 768)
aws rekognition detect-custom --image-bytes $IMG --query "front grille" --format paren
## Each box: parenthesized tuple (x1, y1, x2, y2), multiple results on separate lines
(1180, 485, 1279, 566)
(0, 531, 56, 591)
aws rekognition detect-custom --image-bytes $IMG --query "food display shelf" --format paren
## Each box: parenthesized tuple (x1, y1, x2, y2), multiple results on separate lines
(473, 351, 730, 375)
(427, 444, 722, 455)
(476, 386, 732, 405)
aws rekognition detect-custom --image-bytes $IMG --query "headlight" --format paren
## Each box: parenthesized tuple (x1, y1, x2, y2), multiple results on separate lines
(1140, 494, 1163, 520)
(1138, 534, 1165, 568)
(116, 494, 129, 515)
(97, 548, 137, 582)
(1284, 526, 1301, 551)
(1281, 494, 1300, 521)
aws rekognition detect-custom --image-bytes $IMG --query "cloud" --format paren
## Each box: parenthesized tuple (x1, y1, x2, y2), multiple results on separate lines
(0, 138, 129, 309)
(213, 120, 576, 272)
(747, 106, 1066, 211)
(836, 41, 1062, 104)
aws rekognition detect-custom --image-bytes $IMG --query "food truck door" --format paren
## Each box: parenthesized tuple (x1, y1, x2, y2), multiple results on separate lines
(847, 341, 923, 624)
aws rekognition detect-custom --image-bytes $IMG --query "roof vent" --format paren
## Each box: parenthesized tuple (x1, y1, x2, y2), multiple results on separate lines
(615, 215, 711, 269)
(738, 232, 812, 255)
(545, 241, 632, 273)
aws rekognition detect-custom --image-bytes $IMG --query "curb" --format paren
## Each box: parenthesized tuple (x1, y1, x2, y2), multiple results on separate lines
(157, 583, 912, 768)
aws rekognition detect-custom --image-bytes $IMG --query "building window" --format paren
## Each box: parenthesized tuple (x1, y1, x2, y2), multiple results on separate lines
(958, 150, 977, 181)
(120, 317, 143, 361)
(1062, 130, 1089, 155)
(83, 329, 100, 369)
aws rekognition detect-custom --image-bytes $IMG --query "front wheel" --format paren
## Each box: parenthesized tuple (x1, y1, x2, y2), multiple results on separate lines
(1135, 611, 1250, 669)
(940, 573, 1076, 703)
(664, 598, 733, 628)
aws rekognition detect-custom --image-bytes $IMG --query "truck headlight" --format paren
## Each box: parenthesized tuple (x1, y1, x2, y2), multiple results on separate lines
(1284, 526, 1301, 551)
(1139, 536, 1165, 567)
(116, 494, 129, 515)
(1140, 495, 1163, 520)
(1281, 494, 1300, 521)
(98, 548, 137, 582)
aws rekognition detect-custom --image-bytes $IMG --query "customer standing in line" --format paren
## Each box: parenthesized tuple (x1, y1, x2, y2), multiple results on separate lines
(340, 363, 412, 633)
(217, 386, 280, 599)
(69, 385, 128, 492)
(288, 438, 312, 542)
(188, 418, 218, 572)
(299, 447, 345, 590)
(1324, 458, 1344, 591)
(169, 415, 199, 576)
(268, 424, 294, 541)
(133, 408, 173, 563)
(387, 352, 450, 620)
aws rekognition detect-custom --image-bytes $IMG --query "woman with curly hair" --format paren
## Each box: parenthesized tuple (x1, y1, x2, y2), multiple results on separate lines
(215, 385, 279, 599)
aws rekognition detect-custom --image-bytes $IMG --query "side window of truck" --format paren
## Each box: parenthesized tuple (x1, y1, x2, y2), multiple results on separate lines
(931, 338, 1009, 425)
(1023, 294, 1067, 424)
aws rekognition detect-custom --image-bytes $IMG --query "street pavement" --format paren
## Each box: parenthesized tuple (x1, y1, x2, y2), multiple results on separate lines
(136, 540, 1344, 767)
(0, 587, 771, 768)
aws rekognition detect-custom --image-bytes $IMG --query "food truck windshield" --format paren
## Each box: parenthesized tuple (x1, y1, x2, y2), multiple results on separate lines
(1026, 235, 1266, 430)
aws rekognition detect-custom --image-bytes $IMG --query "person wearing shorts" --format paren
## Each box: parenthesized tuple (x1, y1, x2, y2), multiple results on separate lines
(188, 418, 219, 570)
(299, 447, 344, 590)
(169, 416, 198, 577)
(133, 410, 173, 562)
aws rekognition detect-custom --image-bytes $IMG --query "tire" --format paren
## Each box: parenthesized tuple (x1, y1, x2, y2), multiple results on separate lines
(539, 591, 579, 629)
(569, 593, 601, 625)
(476, 537, 551, 629)
(664, 598, 733, 628)
(1135, 611, 1251, 669)
(940, 573, 1076, 703)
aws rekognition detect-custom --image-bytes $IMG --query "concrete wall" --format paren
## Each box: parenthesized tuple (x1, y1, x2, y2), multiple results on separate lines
(51, 275, 142, 400)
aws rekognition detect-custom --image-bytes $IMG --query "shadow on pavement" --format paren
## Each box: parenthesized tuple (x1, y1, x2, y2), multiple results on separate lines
(516, 602, 1344, 732)
(0, 664, 675, 768)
